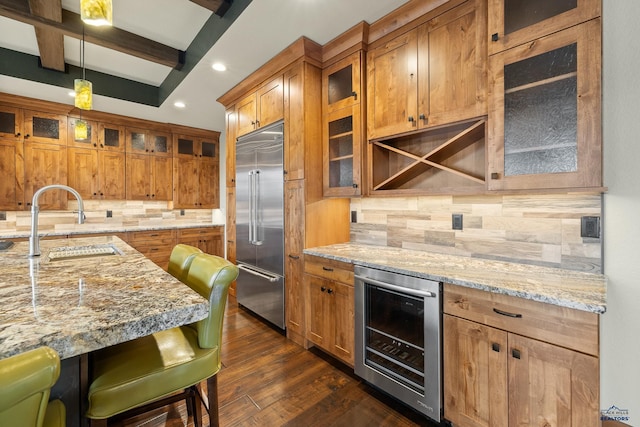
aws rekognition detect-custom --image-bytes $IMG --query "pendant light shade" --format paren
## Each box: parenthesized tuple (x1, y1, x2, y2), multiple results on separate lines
(80, 0, 113, 26)
(75, 79, 93, 110)
(75, 119, 89, 140)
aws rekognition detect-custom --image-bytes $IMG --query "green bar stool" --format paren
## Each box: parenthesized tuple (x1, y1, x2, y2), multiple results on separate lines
(167, 243, 203, 283)
(0, 346, 66, 427)
(86, 254, 239, 427)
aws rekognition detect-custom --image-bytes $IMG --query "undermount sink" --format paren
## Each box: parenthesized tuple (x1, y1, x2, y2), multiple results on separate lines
(47, 244, 123, 262)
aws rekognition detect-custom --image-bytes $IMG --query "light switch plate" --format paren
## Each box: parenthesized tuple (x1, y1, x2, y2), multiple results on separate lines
(452, 214, 463, 230)
(581, 216, 600, 238)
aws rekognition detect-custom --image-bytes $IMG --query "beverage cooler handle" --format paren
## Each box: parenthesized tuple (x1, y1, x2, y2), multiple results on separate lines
(354, 274, 437, 298)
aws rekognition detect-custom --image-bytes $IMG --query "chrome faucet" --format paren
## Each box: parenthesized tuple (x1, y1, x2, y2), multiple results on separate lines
(29, 185, 85, 257)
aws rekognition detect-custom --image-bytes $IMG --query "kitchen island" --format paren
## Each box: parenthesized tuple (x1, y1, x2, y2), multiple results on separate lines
(0, 235, 209, 426)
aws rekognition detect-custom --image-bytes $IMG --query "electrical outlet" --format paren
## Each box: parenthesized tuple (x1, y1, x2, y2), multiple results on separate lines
(452, 214, 463, 230)
(180, 209, 185, 216)
(0, 212, 5, 221)
(106, 210, 112, 218)
(581, 216, 600, 238)
(351, 211, 357, 223)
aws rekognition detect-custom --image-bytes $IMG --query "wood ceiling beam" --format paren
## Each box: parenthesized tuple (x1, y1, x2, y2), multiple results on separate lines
(0, 0, 184, 69)
(188, 0, 233, 17)
(28, 0, 65, 72)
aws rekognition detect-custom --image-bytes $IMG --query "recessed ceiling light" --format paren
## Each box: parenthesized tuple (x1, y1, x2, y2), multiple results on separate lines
(212, 62, 227, 72)
(174, 101, 186, 109)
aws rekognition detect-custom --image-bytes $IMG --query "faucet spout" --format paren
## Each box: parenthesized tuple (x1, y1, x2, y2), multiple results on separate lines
(29, 185, 85, 257)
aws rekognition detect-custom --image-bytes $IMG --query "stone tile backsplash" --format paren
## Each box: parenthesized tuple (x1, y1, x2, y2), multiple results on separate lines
(0, 200, 222, 237)
(350, 194, 602, 273)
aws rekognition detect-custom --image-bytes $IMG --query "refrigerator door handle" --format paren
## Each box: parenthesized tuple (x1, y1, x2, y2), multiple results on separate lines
(237, 263, 280, 282)
(254, 170, 263, 245)
(247, 170, 254, 244)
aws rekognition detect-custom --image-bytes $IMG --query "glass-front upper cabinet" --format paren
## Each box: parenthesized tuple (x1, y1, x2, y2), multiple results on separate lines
(23, 111, 67, 145)
(322, 52, 364, 197)
(488, 0, 600, 55)
(0, 105, 23, 141)
(488, 20, 601, 191)
(126, 127, 171, 157)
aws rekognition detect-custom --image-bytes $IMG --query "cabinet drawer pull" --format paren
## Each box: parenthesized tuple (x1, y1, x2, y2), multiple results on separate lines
(322, 266, 334, 272)
(491, 33, 499, 42)
(512, 349, 521, 359)
(407, 116, 415, 123)
(492, 343, 501, 352)
(491, 172, 500, 180)
(288, 254, 300, 260)
(493, 308, 522, 318)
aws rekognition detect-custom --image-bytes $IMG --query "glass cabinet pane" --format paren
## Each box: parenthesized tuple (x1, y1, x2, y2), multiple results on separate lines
(504, 0, 577, 35)
(0, 112, 15, 134)
(201, 141, 216, 158)
(328, 115, 354, 188)
(177, 138, 194, 155)
(103, 128, 120, 148)
(130, 132, 146, 151)
(328, 64, 353, 105)
(32, 117, 59, 139)
(503, 43, 577, 176)
(154, 135, 168, 153)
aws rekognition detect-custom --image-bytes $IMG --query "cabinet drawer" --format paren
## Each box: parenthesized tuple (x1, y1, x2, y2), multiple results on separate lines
(127, 229, 175, 245)
(304, 255, 353, 285)
(443, 283, 599, 356)
(178, 227, 222, 239)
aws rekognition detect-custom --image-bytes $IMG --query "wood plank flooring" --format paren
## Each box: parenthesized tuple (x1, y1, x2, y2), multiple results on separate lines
(116, 297, 438, 427)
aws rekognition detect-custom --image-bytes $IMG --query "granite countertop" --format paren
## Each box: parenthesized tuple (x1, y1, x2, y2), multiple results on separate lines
(0, 236, 209, 360)
(304, 243, 607, 314)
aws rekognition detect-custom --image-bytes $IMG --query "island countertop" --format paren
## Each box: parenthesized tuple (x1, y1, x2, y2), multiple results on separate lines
(0, 236, 209, 360)
(304, 243, 607, 314)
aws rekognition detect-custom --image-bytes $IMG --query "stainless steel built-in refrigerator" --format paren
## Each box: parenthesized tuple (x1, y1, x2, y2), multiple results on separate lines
(235, 121, 285, 329)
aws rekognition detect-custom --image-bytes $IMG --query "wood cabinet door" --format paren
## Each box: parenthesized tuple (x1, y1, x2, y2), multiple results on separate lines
(125, 153, 151, 200)
(256, 74, 284, 129)
(332, 280, 354, 366)
(24, 142, 68, 210)
(198, 159, 219, 208)
(508, 334, 599, 427)
(68, 147, 98, 199)
(236, 92, 257, 137)
(284, 180, 305, 341)
(126, 128, 148, 154)
(443, 315, 508, 427)
(283, 63, 306, 180)
(225, 107, 237, 187)
(0, 105, 23, 141)
(226, 187, 237, 296)
(323, 51, 362, 114)
(420, 0, 487, 127)
(151, 156, 172, 201)
(367, 30, 418, 140)
(97, 123, 125, 152)
(173, 156, 199, 208)
(98, 151, 125, 199)
(67, 118, 98, 148)
(488, 0, 601, 55)
(323, 104, 362, 197)
(0, 139, 24, 209)
(23, 111, 67, 145)
(488, 20, 601, 191)
(305, 274, 332, 349)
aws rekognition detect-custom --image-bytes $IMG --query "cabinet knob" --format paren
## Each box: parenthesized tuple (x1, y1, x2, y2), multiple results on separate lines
(408, 116, 415, 123)
(491, 33, 499, 42)
(100, 144, 104, 148)
(93, 143, 97, 147)
(352, 183, 358, 188)
(512, 349, 521, 359)
(327, 288, 334, 295)
(351, 91, 357, 100)
(25, 134, 30, 139)
(93, 192, 97, 196)
(15, 133, 21, 137)
(256, 120, 260, 127)
(491, 172, 500, 180)
(419, 114, 427, 123)
(321, 286, 327, 292)
(492, 343, 501, 352)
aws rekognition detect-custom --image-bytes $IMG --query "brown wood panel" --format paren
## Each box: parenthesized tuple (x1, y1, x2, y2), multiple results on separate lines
(284, 180, 305, 344)
(443, 283, 599, 356)
(97, 151, 125, 199)
(0, 104, 23, 141)
(0, 138, 24, 210)
(125, 153, 151, 200)
(151, 156, 172, 201)
(23, 142, 67, 210)
(283, 62, 306, 180)
(304, 274, 332, 349)
(235, 92, 257, 138)
(23, 110, 67, 145)
(224, 107, 236, 187)
(444, 315, 508, 427)
(331, 280, 354, 366)
(304, 255, 353, 285)
(67, 147, 98, 199)
(256, 74, 284, 129)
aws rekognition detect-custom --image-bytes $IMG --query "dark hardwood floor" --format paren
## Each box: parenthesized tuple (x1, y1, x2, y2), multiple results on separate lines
(117, 296, 439, 427)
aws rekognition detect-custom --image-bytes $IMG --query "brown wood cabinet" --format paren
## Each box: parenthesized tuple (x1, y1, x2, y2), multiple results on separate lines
(172, 134, 219, 209)
(23, 110, 67, 145)
(303, 255, 355, 366)
(488, 20, 602, 191)
(322, 51, 364, 197)
(487, 0, 601, 55)
(226, 187, 236, 296)
(24, 141, 68, 210)
(0, 137, 25, 210)
(225, 107, 237, 187)
(236, 75, 284, 138)
(177, 226, 223, 257)
(443, 283, 600, 427)
(284, 180, 305, 343)
(126, 229, 176, 270)
(367, 0, 487, 141)
(68, 118, 126, 200)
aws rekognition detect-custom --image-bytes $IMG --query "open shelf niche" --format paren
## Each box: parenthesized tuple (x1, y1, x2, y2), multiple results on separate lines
(368, 118, 487, 195)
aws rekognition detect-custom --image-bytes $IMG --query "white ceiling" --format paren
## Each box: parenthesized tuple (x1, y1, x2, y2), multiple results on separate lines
(0, 0, 409, 133)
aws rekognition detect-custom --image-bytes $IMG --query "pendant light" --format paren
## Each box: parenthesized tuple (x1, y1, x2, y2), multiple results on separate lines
(74, 26, 91, 140)
(80, 0, 113, 27)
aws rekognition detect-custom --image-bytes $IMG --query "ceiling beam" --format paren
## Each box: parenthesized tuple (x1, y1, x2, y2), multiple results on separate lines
(188, 0, 233, 17)
(0, 0, 184, 69)
(28, 0, 65, 71)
